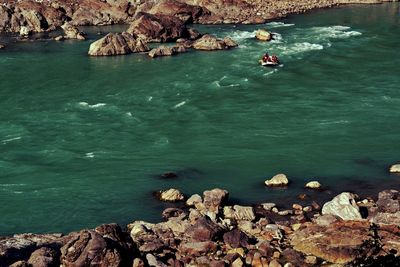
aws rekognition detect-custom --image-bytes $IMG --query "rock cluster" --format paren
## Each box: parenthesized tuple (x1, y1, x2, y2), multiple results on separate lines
(2, 188, 399, 266)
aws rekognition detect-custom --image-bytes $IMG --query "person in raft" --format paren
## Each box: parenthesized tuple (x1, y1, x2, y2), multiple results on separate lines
(262, 52, 270, 62)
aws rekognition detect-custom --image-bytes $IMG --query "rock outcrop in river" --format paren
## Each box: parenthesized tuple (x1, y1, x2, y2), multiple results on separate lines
(1, 188, 399, 266)
(88, 32, 149, 56)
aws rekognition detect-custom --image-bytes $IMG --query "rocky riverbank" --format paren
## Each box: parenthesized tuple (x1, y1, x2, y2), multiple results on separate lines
(1, 185, 399, 267)
(0, 0, 398, 35)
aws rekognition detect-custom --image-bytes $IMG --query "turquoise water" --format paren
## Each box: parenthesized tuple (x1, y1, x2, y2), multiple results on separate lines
(0, 3, 399, 235)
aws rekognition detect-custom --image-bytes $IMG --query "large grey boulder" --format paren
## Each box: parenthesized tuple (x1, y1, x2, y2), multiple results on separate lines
(88, 32, 149, 56)
(322, 192, 362, 220)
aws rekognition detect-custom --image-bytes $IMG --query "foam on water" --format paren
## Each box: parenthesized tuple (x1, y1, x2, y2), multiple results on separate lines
(279, 42, 324, 56)
(229, 30, 256, 40)
(173, 101, 186, 109)
(78, 102, 107, 108)
(311, 25, 362, 39)
(266, 22, 295, 28)
(2, 136, 22, 144)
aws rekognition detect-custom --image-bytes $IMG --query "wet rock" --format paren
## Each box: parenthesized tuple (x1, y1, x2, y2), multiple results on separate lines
(178, 241, 217, 257)
(0, 44, 5, 49)
(88, 32, 149, 56)
(305, 181, 322, 189)
(255, 29, 272, 41)
(192, 34, 237, 50)
(27, 247, 58, 267)
(162, 208, 187, 220)
(127, 12, 188, 42)
(223, 205, 256, 221)
(148, 45, 186, 58)
(290, 220, 371, 264)
(186, 216, 221, 241)
(223, 228, 249, 248)
(389, 163, 400, 173)
(61, 22, 85, 40)
(54, 35, 64, 41)
(265, 174, 289, 187)
(322, 192, 362, 220)
(157, 188, 185, 202)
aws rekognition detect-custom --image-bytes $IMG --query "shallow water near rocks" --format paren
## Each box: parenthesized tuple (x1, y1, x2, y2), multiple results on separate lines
(0, 4, 399, 235)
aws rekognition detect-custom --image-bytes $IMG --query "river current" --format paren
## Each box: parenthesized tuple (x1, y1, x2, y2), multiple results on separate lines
(0, 3, 399, 235)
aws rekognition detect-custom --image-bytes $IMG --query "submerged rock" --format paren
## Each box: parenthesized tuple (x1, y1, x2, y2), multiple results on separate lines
(255, 29, 272, 41)
(322, 192, 362, 220)
(88, 32, 149, 56)
(148, 45, 186, 58)
(265, 174, 289, 187)
(192, 34, 238, 50)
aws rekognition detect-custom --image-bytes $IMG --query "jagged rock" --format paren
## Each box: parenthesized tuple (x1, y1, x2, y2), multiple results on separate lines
(158, 188, 185, 202)
(322, 192, 362, 220)
(27, 247, 58, 267)
(88, 32, 149, 56)
(187, 28, 202, 40)
(127, 12, 188, 42)
(178, 241, 217, 256)
(186, 216, 221, 241)
(192, 34, 237, 50)
(305, 181, 322, 189)
(186, 194, 202, 206)
(61, 22, 85, 40)
(265, 174, 289, 187)
(0, 233, 65, 265)
(223, 205, 256, 221)
(389, 164, 400, 173)
(202, 188, 229, 214)
(147, 0, 207, 24)
(255, 29, 272, 41)
(148, 45, 186, 58)
(376, 190, 400, 213)
(290, 220, 371, 264)
(60, 230, 124, 267)
(223, 228, 249, 248)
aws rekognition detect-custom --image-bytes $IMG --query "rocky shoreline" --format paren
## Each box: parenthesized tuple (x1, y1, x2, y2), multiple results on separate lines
(1, 181, 399, 266)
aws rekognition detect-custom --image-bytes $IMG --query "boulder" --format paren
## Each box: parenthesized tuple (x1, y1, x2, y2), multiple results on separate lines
(322, 192, 362, 220)
(290, 220, 372, 264)
(186, 194, 202, 206)
(389, 164, 400, 173)
(60, 230, 124, 267)
(178, 241, 217, 257)
(192, 34, 238, 50)
(223, 205, 256, 221)
(127, 12, 188, 42)
(146, 254, 167, 267)
(305, 181, 322, 189)
(61, 22, 85, 40)
(0, 44, 5, 49)
(265, 174, 289, 187)
(223, 228, 249, 248)
(255, 29, 272, 41)
(147, 0, 207, 24)
(27, 247, 59, 267)
(186, 216, 221, 241)
(162, 207, 187, 220)
(376, 190, 400, 213)
(88, 32, 149, 56)
(148, 45, 186, 58)
(202, 188, 229, 217)
(158, 188, 185, 202)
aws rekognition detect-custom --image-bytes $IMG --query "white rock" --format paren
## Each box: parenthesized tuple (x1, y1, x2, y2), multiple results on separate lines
(186, 194, 202, 206)
(261, 203, 276, 211)
(390, 164, 400, 173)
(265, 174, 289, 187)
(223, 205, 256, 221)
(322, 192, 362, 220)
(255, 29, 272, 41)
(305, 181, 322, 189)
(159, 188, 184, 202)
(19, 26, 31, 36)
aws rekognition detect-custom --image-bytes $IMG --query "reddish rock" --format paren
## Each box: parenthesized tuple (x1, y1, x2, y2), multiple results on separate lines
(186, 216, 221, 241)
(223, 228, 249, 248)
(27, 247, 59, 267)
(178, 241, 217, 256)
